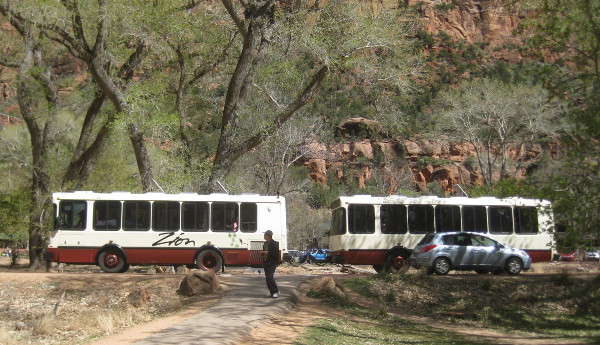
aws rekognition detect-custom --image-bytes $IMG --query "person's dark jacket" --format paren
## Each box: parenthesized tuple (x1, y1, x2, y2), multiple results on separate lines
(264, 240, 279, 267)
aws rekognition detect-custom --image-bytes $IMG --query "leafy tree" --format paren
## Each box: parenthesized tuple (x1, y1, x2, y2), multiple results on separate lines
(434, 79, 570, 185)
(0, 188, 30, 265)
(519, 0, 600, 247)
(208, 0, 419, 189)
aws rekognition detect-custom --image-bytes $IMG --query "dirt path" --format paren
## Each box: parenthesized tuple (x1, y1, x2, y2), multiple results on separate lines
(239, 276, 590, 345)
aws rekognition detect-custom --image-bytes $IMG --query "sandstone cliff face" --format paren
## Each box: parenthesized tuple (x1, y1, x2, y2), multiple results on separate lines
(415, 0, 523, 62)
(301, 137, 557, 194)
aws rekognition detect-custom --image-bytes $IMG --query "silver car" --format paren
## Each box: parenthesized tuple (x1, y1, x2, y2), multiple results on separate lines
(584, 250, 600, 261)
(409, 232, 532, 275)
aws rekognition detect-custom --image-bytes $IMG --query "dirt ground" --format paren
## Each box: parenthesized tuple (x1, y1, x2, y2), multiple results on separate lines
(1, 259, 597, 345)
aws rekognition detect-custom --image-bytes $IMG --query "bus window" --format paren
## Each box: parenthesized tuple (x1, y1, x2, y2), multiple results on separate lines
(93, 201, 121, 231)
(489, 206, 513, 234)
(59, 200, 87, 230)
(435, 205, 461, 232)
(348, 204, 375, 234)
(240, 203, 257, 233)
(123, 201, 151, 231)
(153, 201, 180, 231)
(212, 202, 238, 232)
(330, 208, 346, 236)
(514, 207, 539, 234)
(408, 205, 434, 234)
(462, 206, 487, 233)
(380, 205, 407, 234)
(182, 202, 209, 232)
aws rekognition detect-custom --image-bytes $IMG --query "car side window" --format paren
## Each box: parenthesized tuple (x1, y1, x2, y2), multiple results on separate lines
(442, 234, 471, 246)
(456, 234, 472, 246)
(472, 235, 497, 247)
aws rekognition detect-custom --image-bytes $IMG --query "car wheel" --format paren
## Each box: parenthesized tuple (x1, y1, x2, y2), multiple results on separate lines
(432, 257, 451, 275)
(505, 257, 523, 275)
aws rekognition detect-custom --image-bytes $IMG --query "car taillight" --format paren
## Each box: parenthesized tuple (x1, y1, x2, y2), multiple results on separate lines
(422, 245, 438, 253)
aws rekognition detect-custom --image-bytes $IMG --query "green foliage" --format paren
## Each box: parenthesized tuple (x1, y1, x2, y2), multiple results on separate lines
(433, 2, 457, 13)
(416, 156, 452, 168)
(307, 183, 340, 209)
(0, 188, 30, 245)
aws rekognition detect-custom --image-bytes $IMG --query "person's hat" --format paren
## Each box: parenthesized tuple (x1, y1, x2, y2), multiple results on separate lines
(264, 230, 273, 237)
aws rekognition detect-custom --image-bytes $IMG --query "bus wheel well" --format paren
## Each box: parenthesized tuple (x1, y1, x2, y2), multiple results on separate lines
(383, 246, 412, 273)
(96, 245, 128, 273)
(194, 246, 224, 272)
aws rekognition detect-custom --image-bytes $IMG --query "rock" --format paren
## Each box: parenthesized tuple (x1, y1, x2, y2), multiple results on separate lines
(177, 270, 219, 296)
(15, 321, 27, 331)
(310, 276, 346, 299)
(127, 287, 151, 307)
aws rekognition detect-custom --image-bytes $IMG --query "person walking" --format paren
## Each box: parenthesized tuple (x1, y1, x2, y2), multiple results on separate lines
(262, 230, 279, 298)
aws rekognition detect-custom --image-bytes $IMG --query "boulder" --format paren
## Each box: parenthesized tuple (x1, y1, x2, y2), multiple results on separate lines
(310, 276, 346, 299)
(177, 270, 219, 296)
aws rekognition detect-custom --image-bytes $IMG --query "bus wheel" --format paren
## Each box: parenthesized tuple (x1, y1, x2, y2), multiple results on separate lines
(384, 254, 408, 273)
(98, 249, 126, 273)
(373, 265, 383, 273)
(195, 249, 223, 271)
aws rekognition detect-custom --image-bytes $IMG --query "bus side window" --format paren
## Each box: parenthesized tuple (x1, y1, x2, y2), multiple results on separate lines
(93, 201, 121, 231)
(240, 203, 257, 233)
(489, 206, 513, 234)
(123, 201, 151, 231)
(59, 200, 87, 230)
(462, 206, 487, 233)
(348, 204, 375, 234)
(182, 202, 209, 232)
(435, 205, 460, 232)
(514, 207, 539, 234)
(330, 208, 346, 235)
(153, 201, 180, 231)
(211, 202, 238, 232)
(408, 205, 434, 234)
(380, 205, 407, 234)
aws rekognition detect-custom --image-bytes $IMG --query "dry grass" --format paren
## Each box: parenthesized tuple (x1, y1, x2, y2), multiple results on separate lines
(0, 262, 228, 345)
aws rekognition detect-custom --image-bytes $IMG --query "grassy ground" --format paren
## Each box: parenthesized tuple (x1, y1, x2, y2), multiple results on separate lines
(298, 270, 600, 345)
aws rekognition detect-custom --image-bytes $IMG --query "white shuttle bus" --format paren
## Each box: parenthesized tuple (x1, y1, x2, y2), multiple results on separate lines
(46, 191, 287, 273)
(328, 195, 555, 272)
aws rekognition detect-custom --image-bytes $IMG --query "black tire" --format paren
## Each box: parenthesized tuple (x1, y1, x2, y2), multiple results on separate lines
(383, 254, 409, 273)
(432, 257, 451, 275)
(505, 257, 523, 275)
(97, 249, 126, 273)
(195, 249, 223, 271)
(373, 265, 383, 273)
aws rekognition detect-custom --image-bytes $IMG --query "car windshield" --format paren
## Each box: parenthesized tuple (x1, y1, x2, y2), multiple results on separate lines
(417, 234, 435, 246)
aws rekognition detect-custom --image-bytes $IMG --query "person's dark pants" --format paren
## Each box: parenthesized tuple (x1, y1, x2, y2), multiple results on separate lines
(264, 264, 278, 295)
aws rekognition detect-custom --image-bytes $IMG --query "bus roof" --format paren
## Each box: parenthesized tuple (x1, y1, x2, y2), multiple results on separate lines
(333, 195, 551, 208)
(52, 191, 285, 203)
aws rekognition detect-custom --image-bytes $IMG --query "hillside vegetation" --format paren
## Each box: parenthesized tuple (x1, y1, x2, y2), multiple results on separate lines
(0, 0, 599, 256)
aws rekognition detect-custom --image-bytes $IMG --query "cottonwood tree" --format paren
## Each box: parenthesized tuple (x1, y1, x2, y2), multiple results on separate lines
(520, 0, 600, 246)
(0, 0, 164, 269)
(2, 0, 157, 190)
(0, 7, 61, 269)
(208, 0, 419, 190)
(250, 118, 324, 195)
(436, 79, 569, 185)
